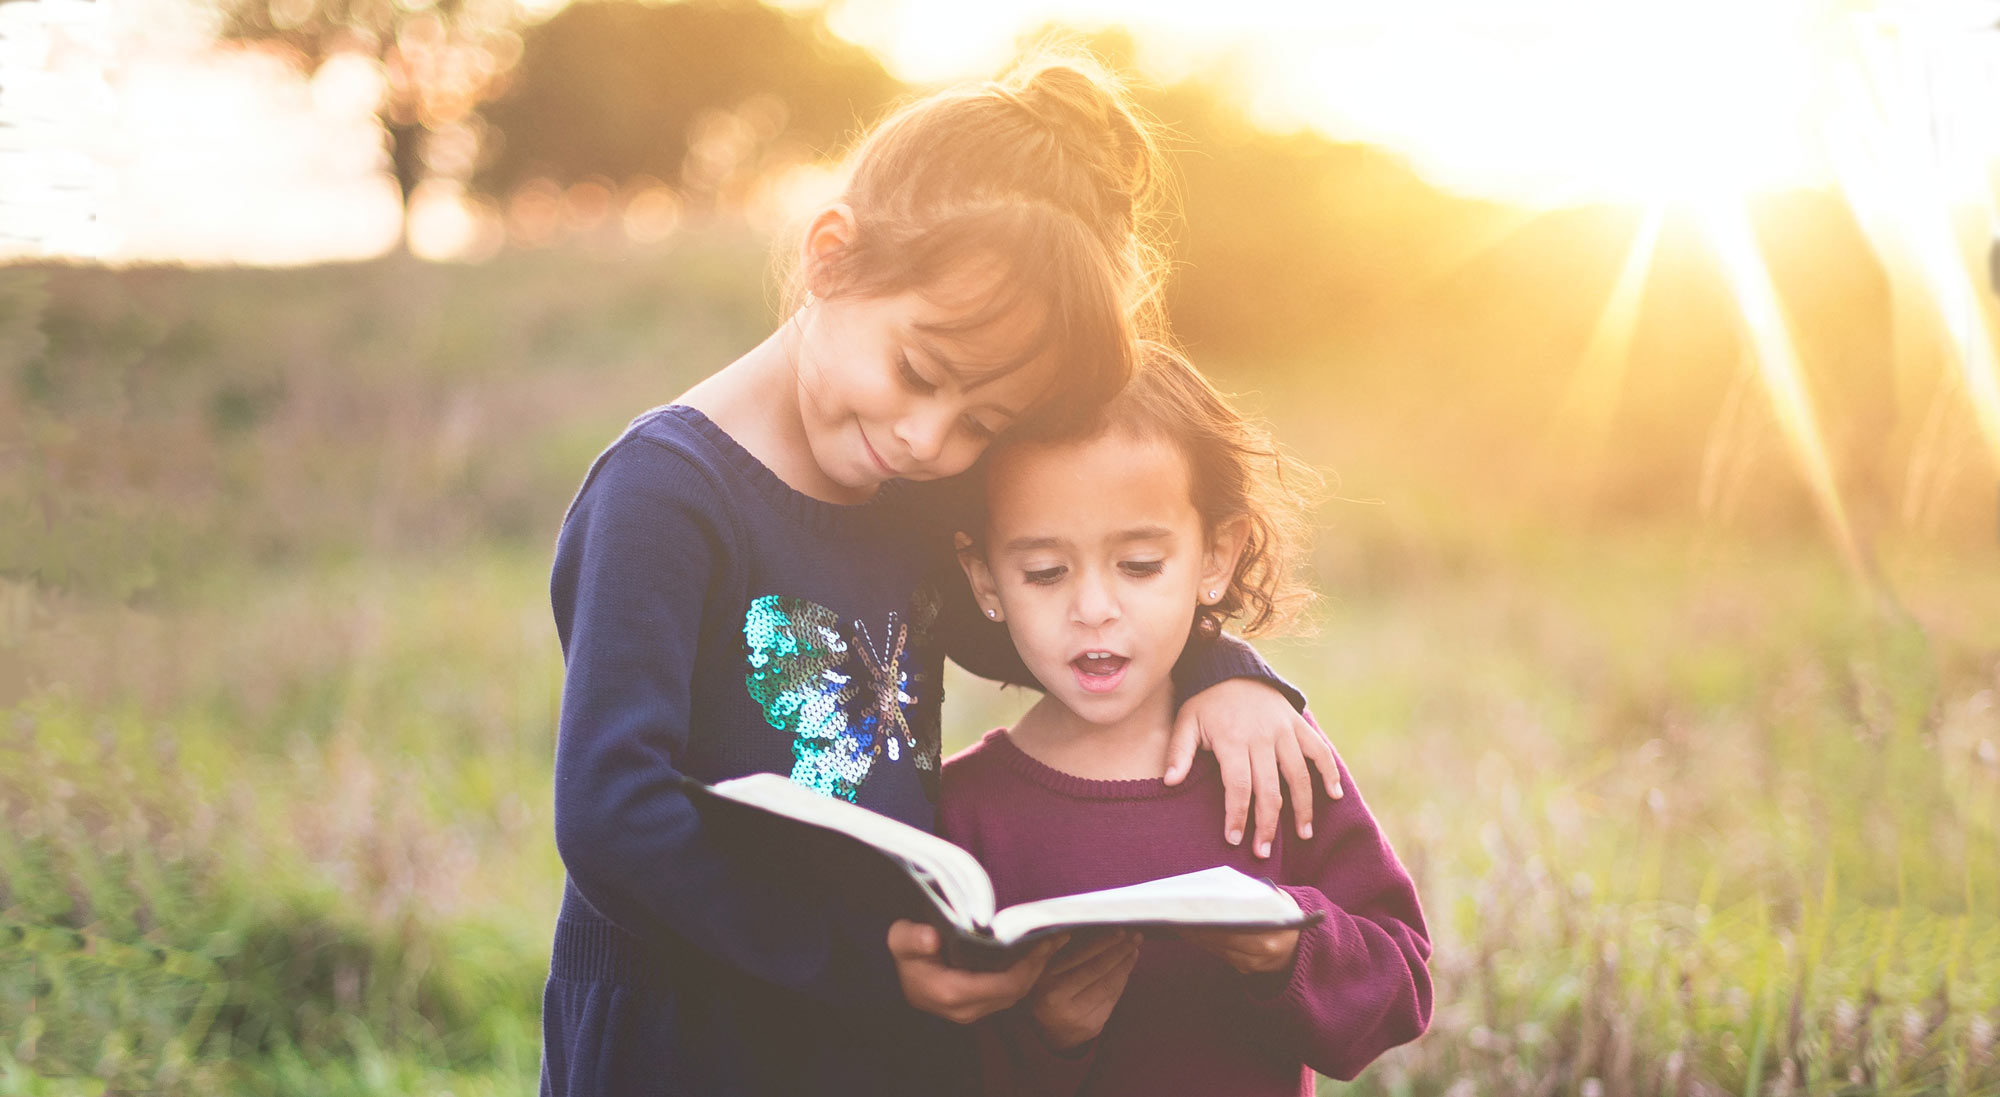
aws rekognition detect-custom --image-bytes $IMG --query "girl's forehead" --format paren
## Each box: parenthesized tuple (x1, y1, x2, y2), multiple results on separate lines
(913, 248, 1074, 347)
(906, 290, 1047, 371)
(987, 431, 1195, 530)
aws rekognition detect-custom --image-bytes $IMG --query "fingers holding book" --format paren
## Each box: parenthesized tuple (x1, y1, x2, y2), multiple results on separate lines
(1175, 925, 1301, 976)
(1028, 929, 1143, 1050)
(888, 919, 1068, 1024)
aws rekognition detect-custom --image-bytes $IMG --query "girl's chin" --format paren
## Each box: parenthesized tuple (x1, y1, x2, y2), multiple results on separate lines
(1047, 675, 1173, 729)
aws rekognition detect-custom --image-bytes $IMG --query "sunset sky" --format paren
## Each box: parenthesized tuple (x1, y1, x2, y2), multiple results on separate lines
(0, 0, 1996, 265)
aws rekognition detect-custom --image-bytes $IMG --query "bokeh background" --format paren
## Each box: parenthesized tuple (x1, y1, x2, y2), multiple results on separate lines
(4, 0, 2000, 1093)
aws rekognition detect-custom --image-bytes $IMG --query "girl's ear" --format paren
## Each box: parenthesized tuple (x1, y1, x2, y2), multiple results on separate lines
(800, 203, 858, 293)
(1199, 515, 1252, 605)
(954, 531, 1005, 622)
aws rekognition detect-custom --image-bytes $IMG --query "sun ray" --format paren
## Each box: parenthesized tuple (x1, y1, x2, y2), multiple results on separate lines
(1697, 197, 1866, 580)
(1556, 204, 1666, 469)
(1827, 10, 2000, 478)
(1900, 367, 1966, 529)
(1697, 353, 1764, 524)
(1931, 266, 2000, 473)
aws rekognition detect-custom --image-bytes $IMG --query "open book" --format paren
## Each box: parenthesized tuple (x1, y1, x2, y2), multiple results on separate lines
(687, 772, 1317, 971)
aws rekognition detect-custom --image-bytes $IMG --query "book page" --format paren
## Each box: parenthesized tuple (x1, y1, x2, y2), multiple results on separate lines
(987, 866, 1306, 946)
(704, 773, 997, 930)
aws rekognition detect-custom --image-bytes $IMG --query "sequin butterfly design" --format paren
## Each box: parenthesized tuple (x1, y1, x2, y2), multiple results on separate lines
(742, 591, 941, 803)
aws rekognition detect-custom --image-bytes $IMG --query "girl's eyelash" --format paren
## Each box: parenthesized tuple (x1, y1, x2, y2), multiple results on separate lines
(897, 354, 935, 393)
(1023, 566, 1065, 585)
(1121, 560, 1165, 577)
(897, 353, 992, 438)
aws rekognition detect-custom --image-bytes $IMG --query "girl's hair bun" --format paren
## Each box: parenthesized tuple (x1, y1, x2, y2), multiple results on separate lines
(996, 57, 1162, 239)
(786, 48, 1176, 436)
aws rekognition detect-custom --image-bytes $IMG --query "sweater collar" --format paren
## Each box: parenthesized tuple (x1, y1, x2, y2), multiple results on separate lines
(980, 727, 1215, 802)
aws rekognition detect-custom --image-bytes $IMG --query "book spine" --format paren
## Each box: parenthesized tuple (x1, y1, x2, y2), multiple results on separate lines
(940, 931, 1024, 973)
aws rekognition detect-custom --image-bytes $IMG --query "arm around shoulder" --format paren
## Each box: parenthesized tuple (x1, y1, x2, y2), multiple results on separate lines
(1171, 632, 1305, 712)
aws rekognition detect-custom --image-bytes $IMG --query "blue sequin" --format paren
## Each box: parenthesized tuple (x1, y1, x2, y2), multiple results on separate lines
(742, 591, 939, 802)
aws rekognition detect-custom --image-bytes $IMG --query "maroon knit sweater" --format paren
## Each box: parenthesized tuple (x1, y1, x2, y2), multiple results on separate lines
(938, 725, 1431, 1097)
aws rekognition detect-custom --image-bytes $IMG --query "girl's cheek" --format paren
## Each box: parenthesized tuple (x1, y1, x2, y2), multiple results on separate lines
(943, 440, 988, 479)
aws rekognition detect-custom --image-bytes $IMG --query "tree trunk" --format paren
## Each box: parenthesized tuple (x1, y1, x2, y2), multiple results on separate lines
(387, 118, 427, 253)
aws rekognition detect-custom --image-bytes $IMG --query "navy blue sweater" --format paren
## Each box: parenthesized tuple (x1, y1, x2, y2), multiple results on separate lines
(540, 405, 1296, 1097)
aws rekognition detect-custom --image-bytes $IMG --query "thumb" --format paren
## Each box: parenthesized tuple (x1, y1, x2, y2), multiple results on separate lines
(1163, 707, 1200, 785)
(887, 919, 941, 959)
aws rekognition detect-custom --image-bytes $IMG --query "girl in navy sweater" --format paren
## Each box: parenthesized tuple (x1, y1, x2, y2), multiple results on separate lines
(944, 343, 1432, 1095)
(539, 56, 1343, 1097)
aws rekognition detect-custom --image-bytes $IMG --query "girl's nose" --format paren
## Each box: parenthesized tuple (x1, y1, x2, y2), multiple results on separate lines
(1071, 570, 1120, 627)
(895, 405, 953, 467)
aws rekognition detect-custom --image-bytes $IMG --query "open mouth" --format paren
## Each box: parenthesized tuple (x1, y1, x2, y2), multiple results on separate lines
(1070, 651, 1129, 693)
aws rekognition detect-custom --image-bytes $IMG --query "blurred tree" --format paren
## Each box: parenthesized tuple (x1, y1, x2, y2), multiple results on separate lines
(474, 0, 898, 210)
(1008, 24, 1505, 363)
(214, 0, 521, 249)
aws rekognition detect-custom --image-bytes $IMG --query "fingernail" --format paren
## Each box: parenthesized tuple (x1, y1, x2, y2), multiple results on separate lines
(1299, 823, 1313, 840)
(1227, 829, 1242, 845)
(1256, 841, 1271, 858)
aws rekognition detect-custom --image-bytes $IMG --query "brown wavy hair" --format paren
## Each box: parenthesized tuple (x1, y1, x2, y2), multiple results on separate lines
(782, 51, 1171, 435)
(971, 341, 1320, 638)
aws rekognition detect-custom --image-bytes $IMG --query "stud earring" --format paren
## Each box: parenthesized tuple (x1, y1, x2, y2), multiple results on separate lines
(984, 608, 997, 619)
(1207, 590, 1219, 602)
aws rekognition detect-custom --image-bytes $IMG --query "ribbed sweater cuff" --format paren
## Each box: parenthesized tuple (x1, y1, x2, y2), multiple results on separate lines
(1173, 635, 1307, 712)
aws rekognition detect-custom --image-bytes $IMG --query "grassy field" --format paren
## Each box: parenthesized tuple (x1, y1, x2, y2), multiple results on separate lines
(2, 242, 1996, 1095)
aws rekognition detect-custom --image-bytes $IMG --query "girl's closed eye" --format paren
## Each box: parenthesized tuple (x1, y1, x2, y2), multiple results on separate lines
(1022, 565, 1066, 585)
(1120, 559, 1165, 578)
(896, 353, 937, 393)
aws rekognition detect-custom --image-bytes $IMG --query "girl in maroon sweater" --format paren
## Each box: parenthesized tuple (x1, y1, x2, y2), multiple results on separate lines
(943, 344, 1432, 1096)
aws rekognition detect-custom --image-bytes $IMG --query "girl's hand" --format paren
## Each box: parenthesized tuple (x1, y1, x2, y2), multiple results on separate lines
(1177, 926, 1301, 976)
(1165, 682, 1342, 858)
(887, 920, 1065, 1024)
(1027, 930, 1142, 1050)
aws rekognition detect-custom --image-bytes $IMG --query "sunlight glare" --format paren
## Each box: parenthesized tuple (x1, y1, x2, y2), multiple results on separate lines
(0, 0, 401, 265)
(826, 0, 1835, 207)
(1698, 197, 1865, 576)
(1556, 207, 1666, 469)
(1826, 10, 2000, 474)
(1273, 0, 1828, 206)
